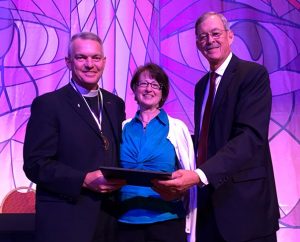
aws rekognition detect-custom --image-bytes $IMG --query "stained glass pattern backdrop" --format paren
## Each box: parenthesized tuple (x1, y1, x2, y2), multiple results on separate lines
(0, 0, 299, 241)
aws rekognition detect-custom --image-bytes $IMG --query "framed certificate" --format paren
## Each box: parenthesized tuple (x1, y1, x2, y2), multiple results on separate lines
(99, 166, 172, 186)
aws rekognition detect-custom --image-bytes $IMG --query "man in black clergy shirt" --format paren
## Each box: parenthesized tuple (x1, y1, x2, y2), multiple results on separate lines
(23, 32, 126, 242)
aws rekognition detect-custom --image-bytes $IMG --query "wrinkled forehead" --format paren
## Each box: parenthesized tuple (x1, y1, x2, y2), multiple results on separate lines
(197, 15, 224, 33)
(69, 38, 104, 56)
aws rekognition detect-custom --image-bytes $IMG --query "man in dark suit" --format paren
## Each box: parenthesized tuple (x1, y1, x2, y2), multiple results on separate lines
(154, 12, 279, 242)
(23, 32, 126, 242)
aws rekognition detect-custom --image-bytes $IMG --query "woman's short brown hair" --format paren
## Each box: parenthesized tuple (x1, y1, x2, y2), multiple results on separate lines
(130, 63, 170, 107)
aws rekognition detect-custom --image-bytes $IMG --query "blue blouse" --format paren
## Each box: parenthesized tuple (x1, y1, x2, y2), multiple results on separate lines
(119, 109, 185, 224)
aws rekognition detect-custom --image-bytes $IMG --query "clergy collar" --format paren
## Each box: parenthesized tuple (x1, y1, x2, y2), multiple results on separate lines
(70, 79, 99, 97)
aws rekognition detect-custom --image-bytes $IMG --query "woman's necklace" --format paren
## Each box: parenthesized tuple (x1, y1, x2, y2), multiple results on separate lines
(140, 117, 149, 126)
(139, 109, 160, 128)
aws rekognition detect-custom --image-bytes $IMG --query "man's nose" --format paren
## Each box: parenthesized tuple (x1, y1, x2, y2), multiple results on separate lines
(84, 57, 94, 68)
(207, 33, 215, 43)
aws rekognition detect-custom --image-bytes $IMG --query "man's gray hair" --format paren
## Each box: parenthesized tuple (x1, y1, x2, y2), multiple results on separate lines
(195, 12, 230, 35)
(68, 32, 103, 57)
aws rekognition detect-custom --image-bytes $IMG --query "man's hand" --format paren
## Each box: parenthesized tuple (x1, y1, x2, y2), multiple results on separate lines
(152, 169, 200, 200)
(83, 170, 126, 193)
(152, 185, 185, 201)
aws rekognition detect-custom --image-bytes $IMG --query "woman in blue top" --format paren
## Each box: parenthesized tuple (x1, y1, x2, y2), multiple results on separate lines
(117, 63, 197, 242)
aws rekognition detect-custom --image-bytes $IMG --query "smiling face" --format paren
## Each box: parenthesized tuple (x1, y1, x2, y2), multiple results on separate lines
(134, 71, 163, 111)
(196, 14, 234, 70)
(65, 38, 106, 90)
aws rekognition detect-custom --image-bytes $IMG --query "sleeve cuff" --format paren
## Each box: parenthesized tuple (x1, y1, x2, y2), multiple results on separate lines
(195, 168, 209, 186)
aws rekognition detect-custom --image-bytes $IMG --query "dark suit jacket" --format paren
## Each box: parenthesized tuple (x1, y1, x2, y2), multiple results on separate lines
(194, 55, 279, 242)
(23, 84, 125, 242)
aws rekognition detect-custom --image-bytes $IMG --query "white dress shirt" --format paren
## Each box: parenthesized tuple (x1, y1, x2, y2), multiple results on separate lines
(196, 52, 233, 185)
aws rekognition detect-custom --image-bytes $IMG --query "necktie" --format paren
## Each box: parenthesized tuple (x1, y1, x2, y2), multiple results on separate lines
(197, 72, 217, 166)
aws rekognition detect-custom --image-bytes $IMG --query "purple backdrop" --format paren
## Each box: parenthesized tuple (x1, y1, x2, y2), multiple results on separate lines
(0, 0, 299, 241)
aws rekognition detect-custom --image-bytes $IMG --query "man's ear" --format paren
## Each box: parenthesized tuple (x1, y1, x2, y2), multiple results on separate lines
(228, 30, 234, 45)
(65, 57, 72, 70)
(102, 57, 107, 69)
(196, 39, 201, 51)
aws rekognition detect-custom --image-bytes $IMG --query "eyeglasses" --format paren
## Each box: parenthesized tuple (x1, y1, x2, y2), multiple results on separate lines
(196, 29, 227, 43)
(136, 81, 162, 90)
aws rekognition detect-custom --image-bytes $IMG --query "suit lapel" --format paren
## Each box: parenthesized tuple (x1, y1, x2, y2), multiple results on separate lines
(194, 74, 210, 147)
(63, 84, 102, 137)
(211, 55, 239, 124)
(102, 90, 119, 143)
